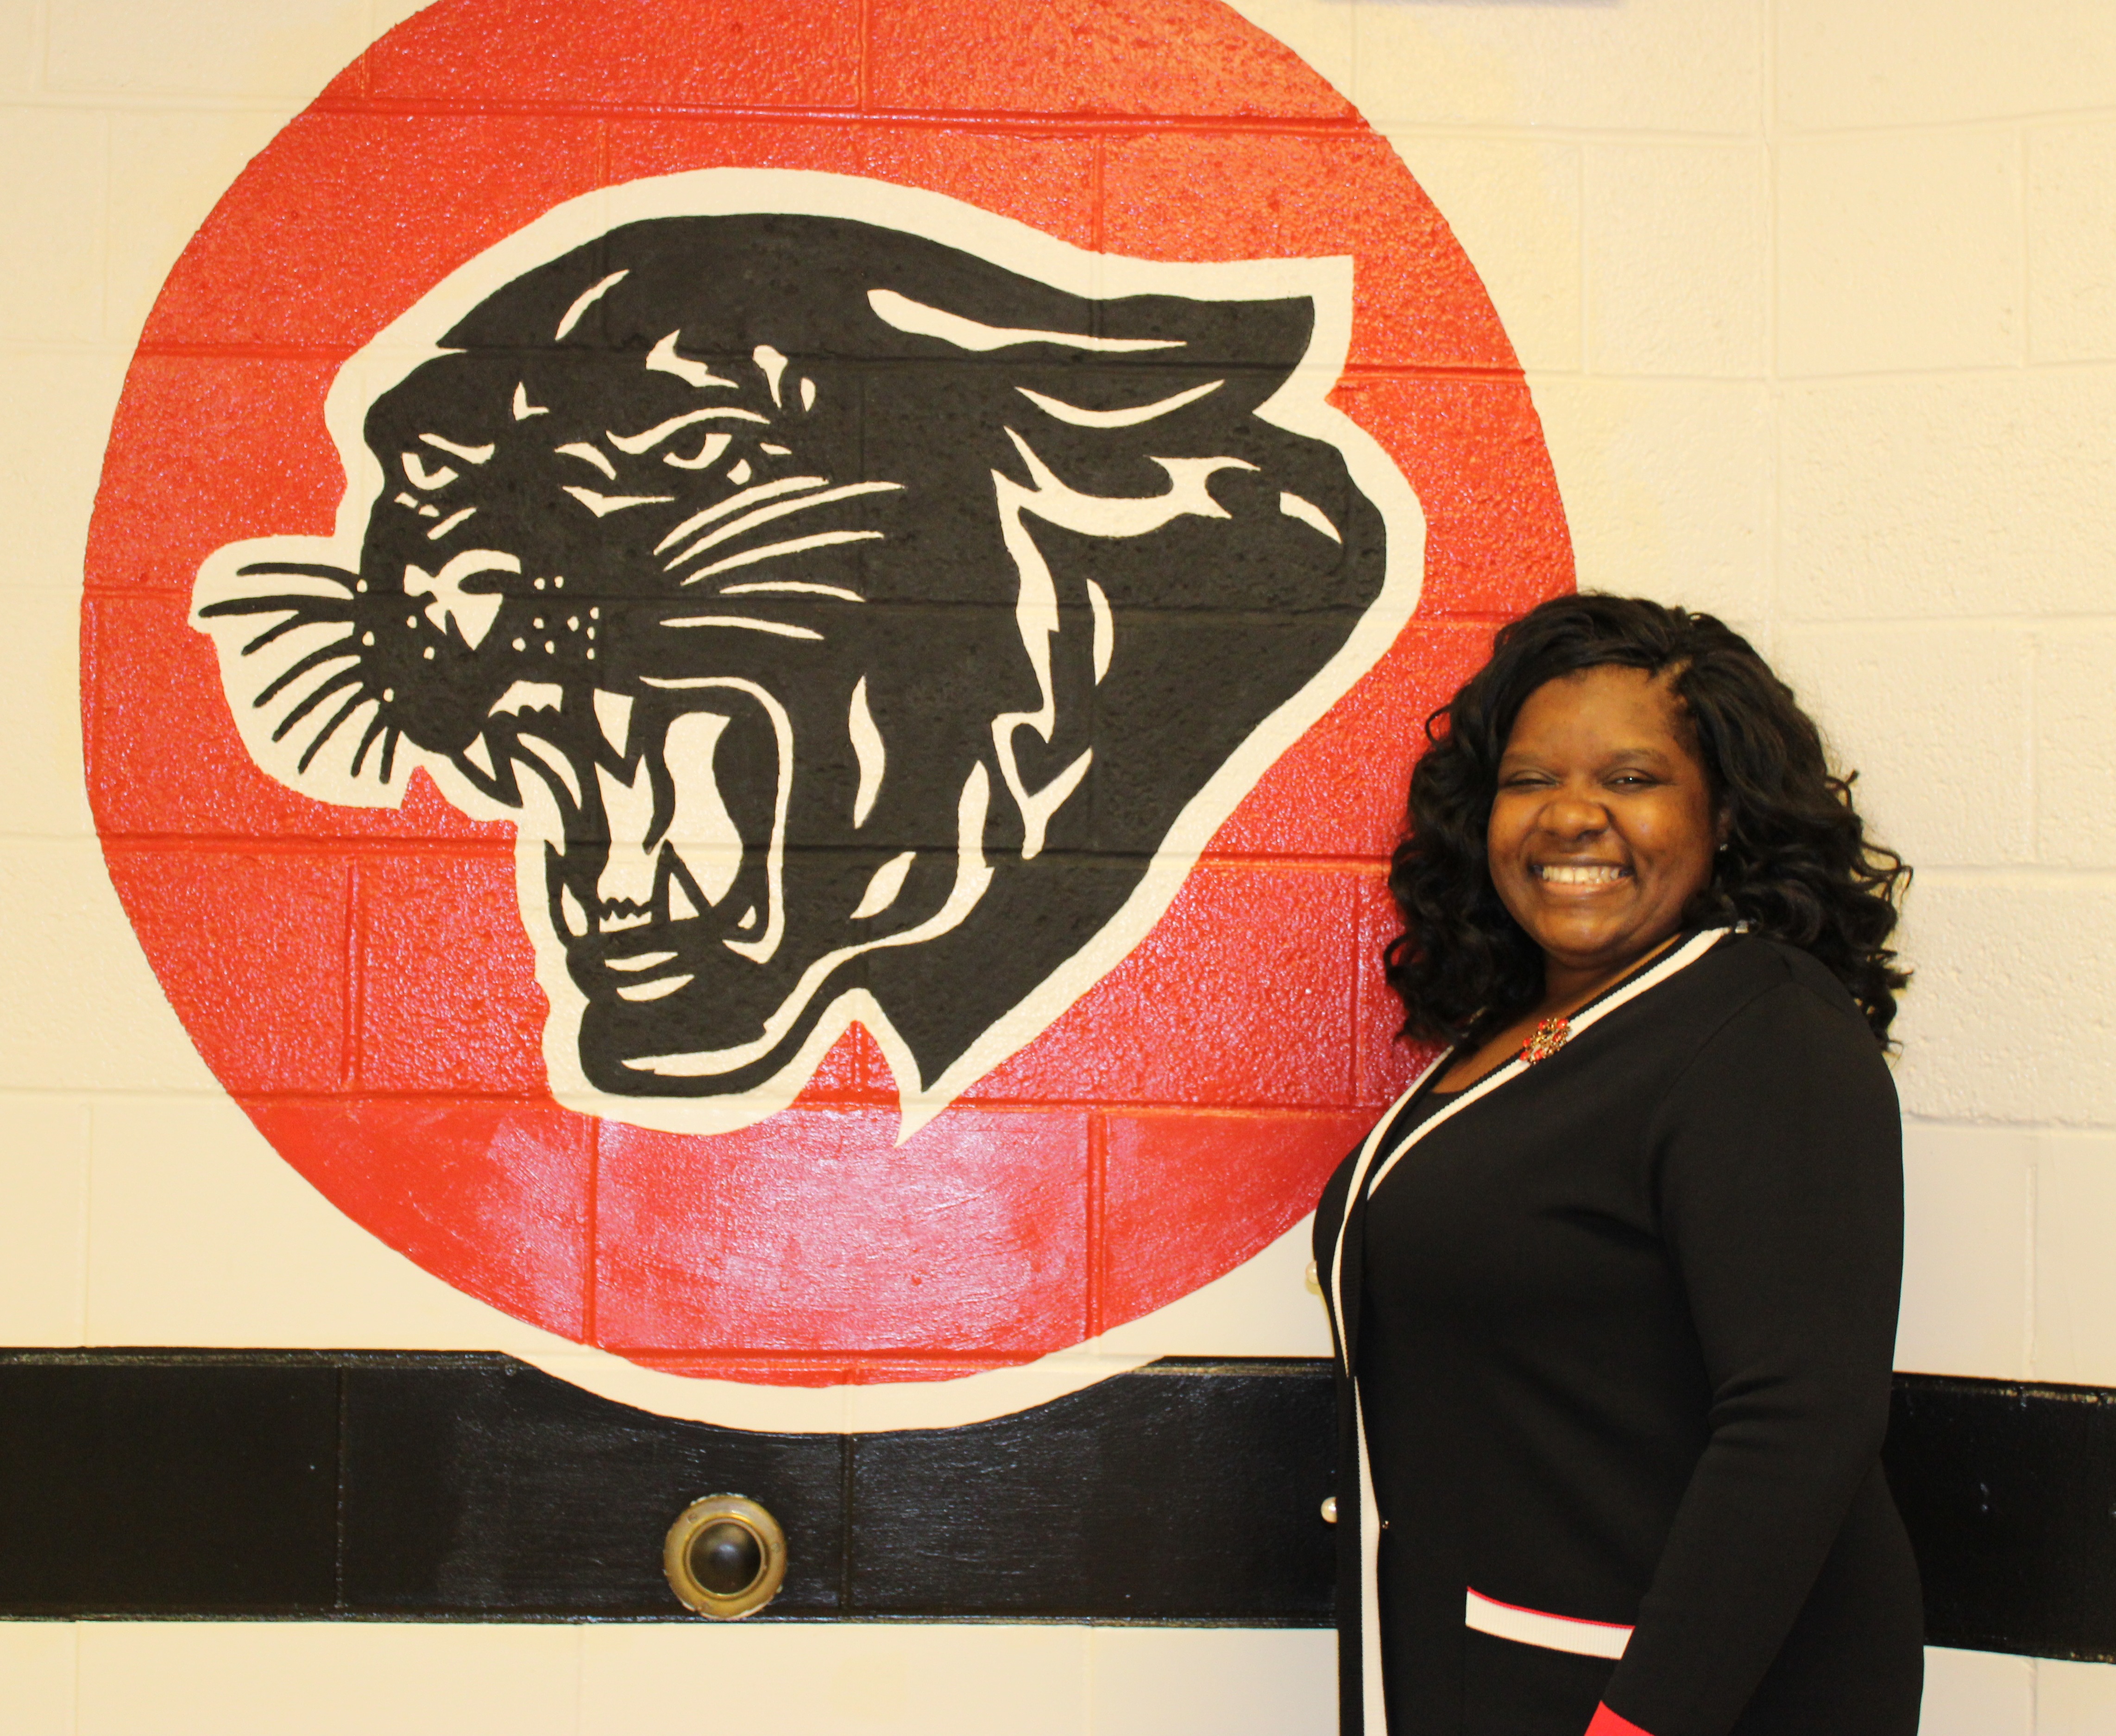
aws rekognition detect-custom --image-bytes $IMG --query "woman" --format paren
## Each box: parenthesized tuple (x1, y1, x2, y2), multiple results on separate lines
(1315, 596, 1921, 1736)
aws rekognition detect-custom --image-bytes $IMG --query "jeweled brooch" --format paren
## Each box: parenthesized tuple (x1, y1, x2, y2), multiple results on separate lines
(1519, 1016, 1572, 1065)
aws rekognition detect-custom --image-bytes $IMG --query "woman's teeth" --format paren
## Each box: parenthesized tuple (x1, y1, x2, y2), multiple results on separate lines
(1538, 863, 1627, 884)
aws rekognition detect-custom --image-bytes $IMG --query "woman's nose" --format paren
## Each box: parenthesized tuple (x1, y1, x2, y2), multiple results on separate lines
(1541, 793, 1609, 838)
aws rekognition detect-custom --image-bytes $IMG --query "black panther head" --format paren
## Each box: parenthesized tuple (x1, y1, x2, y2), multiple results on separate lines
(194, 205, 1399, 1132)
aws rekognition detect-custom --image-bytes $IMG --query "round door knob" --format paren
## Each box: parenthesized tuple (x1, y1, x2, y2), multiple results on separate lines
(664, 1495, 788, 1618)
(1320, 1495, 1339, 1524)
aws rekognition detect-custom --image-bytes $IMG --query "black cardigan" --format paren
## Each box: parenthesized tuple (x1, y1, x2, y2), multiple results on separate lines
(1314, 931, 1923, 1736)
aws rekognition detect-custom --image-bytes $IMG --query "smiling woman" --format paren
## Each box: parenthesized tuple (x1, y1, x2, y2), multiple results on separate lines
(1315, 596, 1921, 1736)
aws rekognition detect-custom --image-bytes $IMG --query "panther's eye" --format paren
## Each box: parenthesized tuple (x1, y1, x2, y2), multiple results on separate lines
(665, 432, 731, 471)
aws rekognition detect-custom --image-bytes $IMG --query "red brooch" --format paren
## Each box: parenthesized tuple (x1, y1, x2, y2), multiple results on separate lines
(1519, 1016, 1571, 1065)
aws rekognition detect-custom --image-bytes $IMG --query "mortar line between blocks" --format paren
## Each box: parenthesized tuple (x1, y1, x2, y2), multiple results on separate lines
(583, 1117, 600, 1348)
(76, 1098, 92, 1346)
(2024, 1143, 2039, 1383)
(342, 858, 364, 1091)
(2017, 126, 2032, 370)
(1086, 1111, 1106, 1341)
(1762, 0, 1782, 636)
(857, 0, 872, 114)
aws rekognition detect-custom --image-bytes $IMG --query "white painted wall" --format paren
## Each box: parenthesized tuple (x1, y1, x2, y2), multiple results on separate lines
(2, 1, 2112, 1730)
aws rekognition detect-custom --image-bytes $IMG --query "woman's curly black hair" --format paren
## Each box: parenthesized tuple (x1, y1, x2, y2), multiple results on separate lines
(1385, 594, 1911, 1048)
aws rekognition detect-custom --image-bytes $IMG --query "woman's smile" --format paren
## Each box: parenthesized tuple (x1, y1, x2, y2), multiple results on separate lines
(1534, 861, 1630, 887)
(1486, 664, 1722, 1002)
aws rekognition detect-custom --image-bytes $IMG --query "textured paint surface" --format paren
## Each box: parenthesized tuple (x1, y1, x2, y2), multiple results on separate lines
(81, 0, 1569, 1389)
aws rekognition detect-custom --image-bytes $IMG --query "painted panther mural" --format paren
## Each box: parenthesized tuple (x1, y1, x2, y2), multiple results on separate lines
(191, 174, 1422, 1137)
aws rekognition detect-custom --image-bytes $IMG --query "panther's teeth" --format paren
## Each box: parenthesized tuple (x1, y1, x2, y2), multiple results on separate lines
(593, 688, 633, 759)
(461, 733, 496, 779)
(668, 877, 701, 922)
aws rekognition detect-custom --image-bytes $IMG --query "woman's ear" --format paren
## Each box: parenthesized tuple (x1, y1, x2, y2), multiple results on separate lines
(1714, 803, 1733, 852)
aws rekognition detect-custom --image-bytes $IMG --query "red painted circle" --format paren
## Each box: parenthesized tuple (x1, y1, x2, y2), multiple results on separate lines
(83, 0, 1570, 1387)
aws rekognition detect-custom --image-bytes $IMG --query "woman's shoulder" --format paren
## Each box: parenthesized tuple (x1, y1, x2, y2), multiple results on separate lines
(1672, 930, 1870, 1033)
(1650, 931, 1893, 1100)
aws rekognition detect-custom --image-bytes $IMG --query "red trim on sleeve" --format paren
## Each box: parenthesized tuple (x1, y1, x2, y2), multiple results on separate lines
(1585, 1705, 1653, 1736)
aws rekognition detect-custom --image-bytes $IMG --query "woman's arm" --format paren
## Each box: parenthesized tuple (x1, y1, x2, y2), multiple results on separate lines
(1593, 978, 1905, 1736)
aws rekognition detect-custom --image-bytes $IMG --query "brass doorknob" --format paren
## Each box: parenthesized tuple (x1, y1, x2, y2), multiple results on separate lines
(664, 1495, 788, 1618)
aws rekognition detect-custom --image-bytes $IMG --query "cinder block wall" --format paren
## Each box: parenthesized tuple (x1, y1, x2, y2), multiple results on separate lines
(3, 2, 2114, 1732)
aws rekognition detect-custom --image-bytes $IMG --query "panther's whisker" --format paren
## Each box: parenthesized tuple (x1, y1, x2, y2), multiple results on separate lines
(296, 691, 372, 774)
(271, 668, 367, 742)
(660, 615, 825, 642)
(662, 480, 902, 572)
(242, 612, 334, 658)
(232, 561, 361, 585)
(200, 591, 357, 623)
(718, 580, 865, 602)
(349, 711, 390, 779)
(256, 643, 360, 709)
(680, 529, 884, 584)
(653, 475, 829, 554)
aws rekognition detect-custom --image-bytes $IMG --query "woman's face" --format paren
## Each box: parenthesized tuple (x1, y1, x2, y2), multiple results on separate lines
(1486, 664, 1721, 991)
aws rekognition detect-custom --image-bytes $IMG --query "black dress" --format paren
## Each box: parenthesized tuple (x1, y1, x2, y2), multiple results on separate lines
(1314, 931, 1923, 1736)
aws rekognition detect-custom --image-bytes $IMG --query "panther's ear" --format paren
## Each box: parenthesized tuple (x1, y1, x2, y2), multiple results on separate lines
(1093, 290, 1317, 405)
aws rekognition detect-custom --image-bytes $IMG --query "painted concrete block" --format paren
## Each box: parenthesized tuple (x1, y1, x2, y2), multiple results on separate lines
(594, 1107, 1092, 1377)
(76, 1622, 582, 1736)
(1101, 129, 1515, 373)
(0, 1623, 74, 1736)
(1222, 0, 1354, 105)
(0, 2, 41, 96)
(1778, 131, 2022, 377)
(1529, 378, 1771, 634)
(2035, 625, 2116, 868)
(1771, 622, 2033, 870)
(604, 115, 865, 189)
(1090, 1627, 1333, 1736)
(1583, 143, 1766, 379)
(858, 127, 1099, 251)
(1897, 1122, 2031, 1381)
(0, 110, 107, 348)
(367, 0, 862, 108)
(0, 1097, 91, 1344)
(1093, 1215, 1334, 1360)
(105, 109, 305, 348)
(356, 848, 551, 1094)
(869, 0, 1352, 120)
(2028, 121, 2116, 364)
(0, 840, 215, 1094)
(2035, 1655, 2116, 1734)
(85, 1092, 565, 1352)
(1349, 0, 1761, 134)
(101, 846, 352, 1094)
(1779, 0, 2116, 132)
(1891, 877, 2116, 1126)
(1101, 1110, 1367, 1333)
(581, 1623, 1091, 1736)
(1209, 621, 1498, 863)
(0, 587, 94, 839)
(1779, 371, 2116, 619)
(138, 111, 605, 352)
(0, 351, 126, 596)
(2034, 1132, 2116, 1387)
(969, 862, 1361, 1109)
(1382, 133, 1582, 375)
(1918, 1645, 2034, 1736)
(47, 0, 370, 98)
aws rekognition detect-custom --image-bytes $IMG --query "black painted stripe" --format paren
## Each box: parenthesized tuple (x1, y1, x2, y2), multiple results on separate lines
(0, 1352, 2104, 1660)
